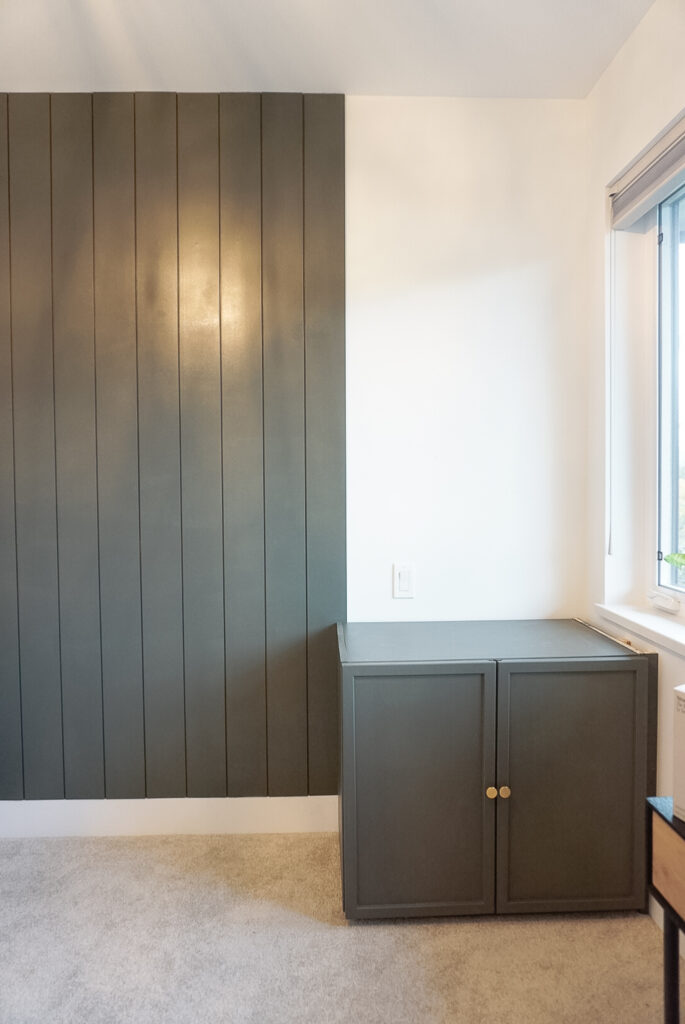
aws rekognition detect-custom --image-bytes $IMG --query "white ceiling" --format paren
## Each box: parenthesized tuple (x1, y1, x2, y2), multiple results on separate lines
(0, 0, 657, 98)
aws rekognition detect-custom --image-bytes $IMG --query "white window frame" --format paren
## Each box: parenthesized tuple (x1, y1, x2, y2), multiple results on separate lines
(600, 112, 685, 640)
(656, 185, 685, 595)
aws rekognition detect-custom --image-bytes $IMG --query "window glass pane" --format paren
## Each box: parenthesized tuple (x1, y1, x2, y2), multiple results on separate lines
(658, 186, 685, 589)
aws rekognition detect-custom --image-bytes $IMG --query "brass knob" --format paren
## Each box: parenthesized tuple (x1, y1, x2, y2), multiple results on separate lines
(499, 785, 511, 799)
(485, 786, 497, 799)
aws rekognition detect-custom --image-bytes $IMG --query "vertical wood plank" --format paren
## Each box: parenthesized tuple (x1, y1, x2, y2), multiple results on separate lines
(93, 93, 145, 797)
(2, 90, 346, 803)
(8, 94, 64, 798)
(135, 92, 186, 797)
(177, 93, 226, 796)
(304, 95, 346, 795)
(51, 94, 104, 798)
(0, 94, 24, 798)
(219, 93, 267, 796)
(262, 93, 307, 795)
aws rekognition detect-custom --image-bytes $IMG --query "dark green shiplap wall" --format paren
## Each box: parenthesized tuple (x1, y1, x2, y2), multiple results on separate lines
(0, 92, 346, 800)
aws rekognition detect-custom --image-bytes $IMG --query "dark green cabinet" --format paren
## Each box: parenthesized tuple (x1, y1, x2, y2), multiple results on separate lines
(338, 620, 655, 921)
(342, 661, 497, 918)
(496, 658, 649, 914)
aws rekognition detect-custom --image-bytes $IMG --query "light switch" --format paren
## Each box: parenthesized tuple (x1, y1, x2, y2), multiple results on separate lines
(392, 563, 414, 599)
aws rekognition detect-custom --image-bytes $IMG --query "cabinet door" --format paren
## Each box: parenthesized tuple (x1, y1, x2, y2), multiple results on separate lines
(341, 661, 496, 919)
(496, 657, 648, 914)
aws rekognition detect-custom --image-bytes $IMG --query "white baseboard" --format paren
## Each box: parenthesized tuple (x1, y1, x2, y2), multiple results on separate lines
(0, 796, 339, 838)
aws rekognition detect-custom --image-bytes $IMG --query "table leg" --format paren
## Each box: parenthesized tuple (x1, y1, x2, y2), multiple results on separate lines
(664, 909, 680, 1024)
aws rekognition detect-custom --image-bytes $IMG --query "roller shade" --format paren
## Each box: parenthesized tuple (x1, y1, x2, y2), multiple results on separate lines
(610, 115, 685, 229)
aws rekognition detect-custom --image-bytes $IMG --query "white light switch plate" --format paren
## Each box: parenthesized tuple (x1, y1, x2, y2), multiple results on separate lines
(392, 563, 414, 599)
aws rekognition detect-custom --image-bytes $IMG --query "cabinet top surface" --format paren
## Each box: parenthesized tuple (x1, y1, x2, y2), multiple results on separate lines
(338, 619, 638, 664)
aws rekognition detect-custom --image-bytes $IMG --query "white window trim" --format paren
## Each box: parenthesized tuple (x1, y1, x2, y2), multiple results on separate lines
(603, 111, 685, 653)
(595, 602, 685, 659)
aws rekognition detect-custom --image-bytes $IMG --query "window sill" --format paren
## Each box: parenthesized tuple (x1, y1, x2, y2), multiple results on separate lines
(595, 603, 685, 659)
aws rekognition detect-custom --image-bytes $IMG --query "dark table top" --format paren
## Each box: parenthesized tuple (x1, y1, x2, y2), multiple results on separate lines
(648, 796, 685, 839)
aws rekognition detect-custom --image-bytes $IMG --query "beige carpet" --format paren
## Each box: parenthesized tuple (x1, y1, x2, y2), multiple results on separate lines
(0, 833, 680, 1024)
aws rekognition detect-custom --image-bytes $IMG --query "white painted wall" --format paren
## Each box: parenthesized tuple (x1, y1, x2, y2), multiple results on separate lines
(0, 22, 592, 833)
(346, 96, 589, 621)
(584, 0, 685, 798)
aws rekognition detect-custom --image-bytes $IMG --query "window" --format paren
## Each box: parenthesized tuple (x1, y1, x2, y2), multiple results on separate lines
(658, 185, 685, 590)
(603, 118, 685, 620)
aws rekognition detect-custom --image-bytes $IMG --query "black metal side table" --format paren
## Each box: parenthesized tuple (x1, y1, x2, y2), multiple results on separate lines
(648, 797, 685, 1024)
